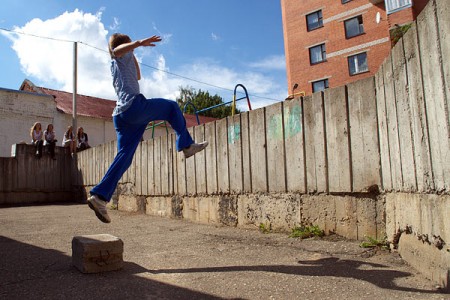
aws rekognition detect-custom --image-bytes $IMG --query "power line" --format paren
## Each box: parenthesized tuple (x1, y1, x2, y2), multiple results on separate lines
(0, 27, 74, 43)
(1, 28, 283, 103)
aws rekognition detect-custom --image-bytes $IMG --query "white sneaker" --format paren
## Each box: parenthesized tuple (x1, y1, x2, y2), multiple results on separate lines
(183, 141, 208, 158)
(87, 194, 111, 223)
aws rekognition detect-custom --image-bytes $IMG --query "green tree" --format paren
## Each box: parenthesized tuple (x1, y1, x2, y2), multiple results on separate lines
(176, 86, 241, 119)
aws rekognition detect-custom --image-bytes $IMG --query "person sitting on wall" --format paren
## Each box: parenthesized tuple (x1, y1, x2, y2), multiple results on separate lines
(76, 127, 90, 152)
(62, 125, 76, 156)
(44, 124, 57, 160)
(30, 122, 44, 158)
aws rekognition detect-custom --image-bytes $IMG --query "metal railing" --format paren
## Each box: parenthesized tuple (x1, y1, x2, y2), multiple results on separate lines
(183, 84, 252, 125)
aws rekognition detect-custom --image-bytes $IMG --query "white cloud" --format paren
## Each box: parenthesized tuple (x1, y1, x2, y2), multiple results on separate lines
(211, 32, 219, 41)
(5, 9, 115, 99)
(248, 55, 286, 71)
(138, 57, 285, 110)
(109, 17, 121, 31)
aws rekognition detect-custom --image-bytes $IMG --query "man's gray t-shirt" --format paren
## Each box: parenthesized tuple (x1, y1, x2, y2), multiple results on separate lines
(111, 51, 140, 116)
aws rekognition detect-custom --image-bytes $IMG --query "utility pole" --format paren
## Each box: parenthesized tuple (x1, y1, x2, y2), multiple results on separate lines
(72, 41, 78, 143)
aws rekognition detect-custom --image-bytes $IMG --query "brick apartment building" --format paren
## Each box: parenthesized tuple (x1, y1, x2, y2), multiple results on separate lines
(281, 0, 429, 97)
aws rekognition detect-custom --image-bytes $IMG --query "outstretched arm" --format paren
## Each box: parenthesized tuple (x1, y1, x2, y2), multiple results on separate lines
(112, 35, 162, 58)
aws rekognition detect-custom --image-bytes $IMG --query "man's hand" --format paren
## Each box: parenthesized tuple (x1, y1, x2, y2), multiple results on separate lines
(139, 35, 162, 47)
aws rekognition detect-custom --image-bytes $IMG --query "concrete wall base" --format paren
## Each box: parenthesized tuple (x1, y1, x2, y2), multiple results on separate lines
(126, 193, 385, 241)
(118, 195, 145, 212)
(386, 193, 450, 290)
(398, 234, 449, 291)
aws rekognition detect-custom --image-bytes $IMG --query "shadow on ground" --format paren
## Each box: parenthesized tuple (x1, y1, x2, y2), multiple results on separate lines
(0, 236, 225, 300)
(1, 235, 445, 298)
(149, 259, 442, 295)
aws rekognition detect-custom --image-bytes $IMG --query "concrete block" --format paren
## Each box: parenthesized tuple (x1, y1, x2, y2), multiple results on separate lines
(375, 68, 392, 191)
(284, 97, 306, 193)
(171, 195, 183, 218)
(304, 94, 327, 193)
(182, 196, 198, 221)
(141, 140, 149, 195)
(324, 86, 351, 193)
(335, 196, 358, 240)
(383, 55, 403, 191)
(237, 194, 299, 232)
(72, 234, 123, 274)
(204, 121, 217, 194)
(301, 195, 336, 235)
(403, 23, 433, 192)
(375, 196, 386, 240)
(135, 143, 142, 195)
(240, 112, 252, 193)
(208, 196, 220, 224)
(175, 138, 187, 196)
(146, 196, 172, 217)
(186, 128, 196, 195)
(169, 135, 176, 196)
(216, 118, 229, 193)
(160, 134, 170, 195)
(266, 102, 286, 192)
(194, 125, 207, 194)
(228, 115, 243, 194)
(169, 133, 176, 195)
(218, 195, 238, 227)
(146, 139, 155, 196)
(436, 0, 450, 138)
(355, 196, 377, 240)
(347, 77, 381, 192)
(392, 39, 417, 192)
(398, 233, 449, 291)
(154, 137, 162, 195)
(385, 193, 450, 246)
(118, 195, 145, 212)
(417, 0, 450, 191)
(249, 108, 267, 192)
(197, 197, 211, 224)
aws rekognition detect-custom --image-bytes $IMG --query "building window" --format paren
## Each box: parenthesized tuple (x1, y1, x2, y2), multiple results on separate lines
(342, 0, 352, 3)
(306, 10, 323, 31)
(309, 44, 326, 65)
(344, 16, 364, 39)
(386, 0, 412, 14)
(312, 79, 329, 93)
(348, 52, 368, 75)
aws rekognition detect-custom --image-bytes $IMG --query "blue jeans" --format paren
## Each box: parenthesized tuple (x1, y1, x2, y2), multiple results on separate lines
(90, 94, 194, 202)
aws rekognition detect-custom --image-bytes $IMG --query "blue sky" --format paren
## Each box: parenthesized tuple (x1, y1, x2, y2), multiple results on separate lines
(0, 0, 287, 109)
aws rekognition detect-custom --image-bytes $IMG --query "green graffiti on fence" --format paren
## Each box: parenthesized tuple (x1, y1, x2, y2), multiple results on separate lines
(284, 104, 302, 139)
(267, 104, 302, 141)
(268, 114, 283, 140)
(228, 123, 241, 144)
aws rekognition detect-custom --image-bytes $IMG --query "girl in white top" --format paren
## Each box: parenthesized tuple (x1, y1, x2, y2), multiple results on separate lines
(30, 122, 43, 158)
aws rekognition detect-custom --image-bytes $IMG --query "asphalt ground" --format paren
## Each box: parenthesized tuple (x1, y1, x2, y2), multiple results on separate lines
(0, 204, 447, 300)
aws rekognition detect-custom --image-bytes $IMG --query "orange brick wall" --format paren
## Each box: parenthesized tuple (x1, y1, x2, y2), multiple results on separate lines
(387, 7, 415, 27)
(281, 0, 424, 96)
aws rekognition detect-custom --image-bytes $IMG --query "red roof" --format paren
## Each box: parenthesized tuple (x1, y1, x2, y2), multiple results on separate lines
(20, 79, 115, 121)
(19, 79, 217, 126)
